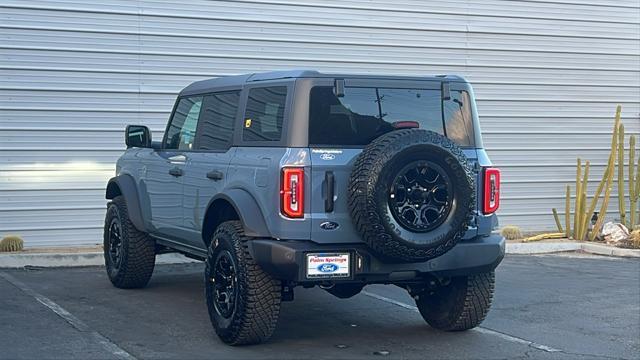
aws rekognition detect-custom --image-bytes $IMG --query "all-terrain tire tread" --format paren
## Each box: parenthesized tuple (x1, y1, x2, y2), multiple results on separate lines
(104, 196, 155, 289)
(207, 221, 281, 345)
(348, 129, 475, 262)
(417, 272, 495, 331)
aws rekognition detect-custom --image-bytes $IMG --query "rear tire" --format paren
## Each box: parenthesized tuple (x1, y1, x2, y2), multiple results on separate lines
(415, 272, 495, 331)
(205, 221, 282, 345)
(103, 196, 156, 289)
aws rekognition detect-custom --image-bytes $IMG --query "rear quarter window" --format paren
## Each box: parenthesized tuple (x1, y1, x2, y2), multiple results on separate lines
(242, 86, 287, 142)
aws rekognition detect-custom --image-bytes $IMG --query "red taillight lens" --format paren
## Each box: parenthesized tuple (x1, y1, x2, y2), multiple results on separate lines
(281, 167, 304, 218)
(483, 167, 500, 214)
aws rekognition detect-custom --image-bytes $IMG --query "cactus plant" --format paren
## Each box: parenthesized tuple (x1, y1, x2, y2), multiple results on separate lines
(0, 235, 24, 252)
(579, 144, 615, 242)
(552, 208, 564, 233)
(554, 105, 640, 241)
(630, 229, 640, 247)
(617, 123, 626, 227)
(590, 106, 622, 241)
(577, 161, 590, 240)
(630, 135, 637, 229)
(500, 225, 523, 240)
(573, 158, 582, 239)
(564, 185, 571, 238)
(523, 232, 565, 242)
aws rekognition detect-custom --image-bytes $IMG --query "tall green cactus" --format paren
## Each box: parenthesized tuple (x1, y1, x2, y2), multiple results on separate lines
(564, 185, 571, 238)
(573, 158, 582, 239)
(577, 161, 590, 240)
(617, 123, 626, 226)
(578, 119, 618, 240)
(556, 105, 639, 240)
(630, 135, 637, 229)
(590, 105, 621, 241)
(636, 153, 640, 226)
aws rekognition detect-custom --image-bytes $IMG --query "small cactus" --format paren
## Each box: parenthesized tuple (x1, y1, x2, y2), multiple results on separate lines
(629, 230, 640, 248)
(552, 208, 564, 233)
(0, 235, 24, 252)
(500, 225, 523, 240)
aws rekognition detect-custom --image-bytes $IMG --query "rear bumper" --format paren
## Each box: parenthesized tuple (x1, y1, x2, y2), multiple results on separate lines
(248, 234, 505, 284)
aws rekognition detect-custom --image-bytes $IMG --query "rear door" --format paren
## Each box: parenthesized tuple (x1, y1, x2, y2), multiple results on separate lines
(182, 90, 241, 248)
(307, 80, 480, 243)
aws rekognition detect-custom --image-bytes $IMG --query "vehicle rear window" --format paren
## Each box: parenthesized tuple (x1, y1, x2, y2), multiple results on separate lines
(243, 86, 287, 142)
(309, 86, 474, 147)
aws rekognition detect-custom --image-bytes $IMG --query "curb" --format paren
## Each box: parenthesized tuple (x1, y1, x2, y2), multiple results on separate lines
(506, 242, 581, 255)
(507, 242, 640, 258)
(1, 243, 638, 268)
(0, 252, 198, 269)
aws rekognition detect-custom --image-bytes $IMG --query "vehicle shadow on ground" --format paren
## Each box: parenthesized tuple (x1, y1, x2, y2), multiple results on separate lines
(140, 265, 508, 357)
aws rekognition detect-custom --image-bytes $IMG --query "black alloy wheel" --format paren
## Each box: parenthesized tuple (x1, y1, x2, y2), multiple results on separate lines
(103, 195, 156, 289)
(107, 217, 124, 269)
(388, 160, 453, 233)
(211, 250, 238, 319)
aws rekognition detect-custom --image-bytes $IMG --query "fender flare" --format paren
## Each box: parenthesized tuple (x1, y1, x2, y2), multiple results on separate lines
(105, 175, 146, 232)
(206, 189, 270, 238)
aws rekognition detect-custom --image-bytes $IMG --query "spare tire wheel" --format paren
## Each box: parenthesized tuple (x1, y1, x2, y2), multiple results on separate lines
(348, 129, 475, 262)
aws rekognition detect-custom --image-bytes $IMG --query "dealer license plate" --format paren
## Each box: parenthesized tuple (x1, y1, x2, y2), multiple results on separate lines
(306, 253, 350, 279)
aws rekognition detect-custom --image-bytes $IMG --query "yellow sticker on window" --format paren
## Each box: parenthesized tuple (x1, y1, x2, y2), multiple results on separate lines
(244, 118, 252, 128)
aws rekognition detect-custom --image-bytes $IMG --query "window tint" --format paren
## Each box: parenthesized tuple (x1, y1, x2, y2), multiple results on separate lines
(443, 90, 474, 146)
(309, 87, 442, 146)
(197, 91, 240, 150)
(165, 96, 203, 150)
(242, 86, 287, 142)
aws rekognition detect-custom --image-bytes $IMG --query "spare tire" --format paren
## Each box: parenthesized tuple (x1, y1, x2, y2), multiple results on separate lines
(348, 129, 475, 262)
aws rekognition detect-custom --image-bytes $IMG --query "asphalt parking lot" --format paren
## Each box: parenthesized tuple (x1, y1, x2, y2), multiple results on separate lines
(1, 254, 638, 360)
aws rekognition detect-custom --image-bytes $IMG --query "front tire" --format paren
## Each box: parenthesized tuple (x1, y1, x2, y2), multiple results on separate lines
(415, 272, 495, 331)
(103, 196, 156, 289)
(205, 221, 282, 345)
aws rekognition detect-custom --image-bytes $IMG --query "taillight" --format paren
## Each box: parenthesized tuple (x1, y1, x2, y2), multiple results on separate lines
(483, 167, 500, 214)
(281, 167, 304, 218)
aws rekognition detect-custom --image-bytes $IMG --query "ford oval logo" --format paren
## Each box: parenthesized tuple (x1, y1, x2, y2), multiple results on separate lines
(317, 263, 338, 273)
(320, 153, 335, 160)
(320, 221, 339, 230)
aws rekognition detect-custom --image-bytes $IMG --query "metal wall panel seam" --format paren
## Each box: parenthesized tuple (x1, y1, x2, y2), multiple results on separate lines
(1, 3, 638, 40)
(2, 24, 638, 56)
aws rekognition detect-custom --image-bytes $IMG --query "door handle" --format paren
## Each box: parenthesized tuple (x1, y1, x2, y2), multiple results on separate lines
(169, 167, 183, 177)
(324, 171, 335, 212)
(206, 170, 224, 181)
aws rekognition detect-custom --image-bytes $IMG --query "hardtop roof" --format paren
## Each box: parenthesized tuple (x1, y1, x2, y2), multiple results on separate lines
(179, 69, 467, 95)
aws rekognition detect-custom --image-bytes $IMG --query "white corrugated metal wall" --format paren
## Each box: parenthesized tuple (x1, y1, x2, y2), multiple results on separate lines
(1, 0, 639, 247)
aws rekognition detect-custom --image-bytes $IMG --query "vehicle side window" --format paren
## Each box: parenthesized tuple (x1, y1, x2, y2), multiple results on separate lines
(242, 86, 287, 142)
(164, 96, 203, 150)
(197, 91, 240, 151)
(443, 90, 474, 146)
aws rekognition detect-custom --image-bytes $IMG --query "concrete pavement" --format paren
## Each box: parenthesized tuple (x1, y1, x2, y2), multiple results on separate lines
(1, 253, 638, 359)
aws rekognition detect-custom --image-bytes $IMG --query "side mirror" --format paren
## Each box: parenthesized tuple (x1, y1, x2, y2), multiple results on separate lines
(125, 125, 152, 148)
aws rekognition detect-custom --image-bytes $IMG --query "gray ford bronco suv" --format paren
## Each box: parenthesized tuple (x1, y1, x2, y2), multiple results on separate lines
(104, 70, 504, 345)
